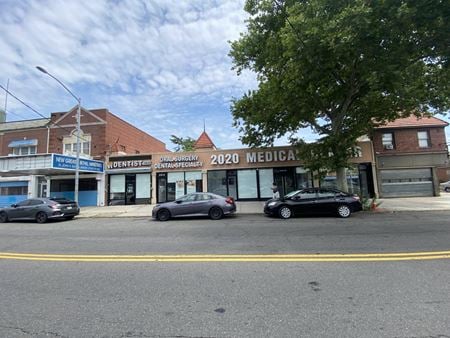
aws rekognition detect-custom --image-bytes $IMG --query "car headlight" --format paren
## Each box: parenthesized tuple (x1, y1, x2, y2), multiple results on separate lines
(267, 201, 277, 207)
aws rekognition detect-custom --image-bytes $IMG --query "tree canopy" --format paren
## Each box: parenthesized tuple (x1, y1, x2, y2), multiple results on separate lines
(170, 135, 196, 152)
(230, 0, 449, 189)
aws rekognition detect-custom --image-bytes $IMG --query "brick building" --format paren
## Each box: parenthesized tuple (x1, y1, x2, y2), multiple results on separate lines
(0, 107, 167, 206)
(373, 115, 449, 197)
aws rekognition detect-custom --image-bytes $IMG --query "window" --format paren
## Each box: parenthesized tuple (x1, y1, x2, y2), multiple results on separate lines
(382, 133, 394, 149)
(136, 174, 151, 199)
(63, 130, 91, 157)
(317, 190, 335, 198)
(10, 146, 37, 156)
(237, 169, 258, 199)
(258, 169, 274, 198)
(418, 131, 430, 148)
(297, 189, 317, 200)
(28, 199, 44, 206)
(208, 170, 227, 196)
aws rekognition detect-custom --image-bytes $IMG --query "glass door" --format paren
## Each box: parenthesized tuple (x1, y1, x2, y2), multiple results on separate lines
(125, 175, 136, 205)
(274, 167, 296, 197)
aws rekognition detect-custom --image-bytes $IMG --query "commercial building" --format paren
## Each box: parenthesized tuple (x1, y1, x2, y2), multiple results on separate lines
(0, 107, 166, 207)
(2, 110, 449, 207)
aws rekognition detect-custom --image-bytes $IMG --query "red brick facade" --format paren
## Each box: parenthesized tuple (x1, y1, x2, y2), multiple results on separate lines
(0, 127, 48, 155)
(1, 107, 166, 159)
(373, 127, 448, 154)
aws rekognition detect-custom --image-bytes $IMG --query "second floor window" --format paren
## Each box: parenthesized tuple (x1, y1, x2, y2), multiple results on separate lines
(382, 133, 394, 150)
(417, 131, 430, 148)
(10, 146, 37, 156)
(63, 130, 91, 157)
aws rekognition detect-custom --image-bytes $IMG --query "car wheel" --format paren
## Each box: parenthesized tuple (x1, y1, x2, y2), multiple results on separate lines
(278, 206, 292, 219)
(36, 212, 48, 224)
(0, 211, 8, 223)
(209, 207, 224, 220)
(445, 187, 450, 193)
(157, 209, 171, 222)
(337, 205, 351, 218)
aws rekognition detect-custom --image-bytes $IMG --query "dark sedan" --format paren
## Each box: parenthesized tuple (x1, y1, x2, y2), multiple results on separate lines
(0, 197, 80, 223)
(152, 192, 236, 221)
(264, 188, 362, 219)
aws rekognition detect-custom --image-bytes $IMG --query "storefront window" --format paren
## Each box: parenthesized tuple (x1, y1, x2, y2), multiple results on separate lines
(207, 170, 227, 197)
(258, 169, 274, 198)
(296, 167, 313, 189)
(168, 172, 184, 201)
(238, 169, 258, 199)
(136, 174, 151, 199)
(185, 171, 202, 194)
(109, 175, 125, 205)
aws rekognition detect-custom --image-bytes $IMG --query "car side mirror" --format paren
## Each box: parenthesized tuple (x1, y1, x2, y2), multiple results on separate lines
(11, 204, 17, 208)
(175, 200, 182, 204)
(293, 196, 301, 200)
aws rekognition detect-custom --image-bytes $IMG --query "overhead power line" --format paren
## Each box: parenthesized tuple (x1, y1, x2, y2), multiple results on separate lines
(0, 84, 89, 143)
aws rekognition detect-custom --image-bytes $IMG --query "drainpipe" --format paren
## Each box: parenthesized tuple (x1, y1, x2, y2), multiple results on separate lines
(46, 125, 50, 153)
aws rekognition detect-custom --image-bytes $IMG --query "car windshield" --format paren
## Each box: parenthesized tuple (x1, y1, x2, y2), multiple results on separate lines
(284, 190, 301, 198)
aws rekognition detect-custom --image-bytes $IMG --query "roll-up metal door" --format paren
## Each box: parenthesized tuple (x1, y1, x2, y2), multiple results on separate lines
(380, 168, 434, 197)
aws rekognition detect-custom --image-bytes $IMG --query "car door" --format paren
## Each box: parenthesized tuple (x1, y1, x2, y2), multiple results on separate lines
(171, 194, 197, 216)
(290, 189, 318, 215)
(315, 189, 337, 215)
(8, 199, 31, 220)
(192, 193, 214, 215)
(28, 199, 45, 218)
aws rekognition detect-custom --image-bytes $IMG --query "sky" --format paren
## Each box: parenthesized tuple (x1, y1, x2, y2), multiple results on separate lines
(0, 0, 448, 151)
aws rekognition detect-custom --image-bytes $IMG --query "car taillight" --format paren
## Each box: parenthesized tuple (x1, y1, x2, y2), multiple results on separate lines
(225, 197, 234, 204)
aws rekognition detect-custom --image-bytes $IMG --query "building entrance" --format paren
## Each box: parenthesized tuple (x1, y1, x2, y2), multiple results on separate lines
(274, 167, 296, 197)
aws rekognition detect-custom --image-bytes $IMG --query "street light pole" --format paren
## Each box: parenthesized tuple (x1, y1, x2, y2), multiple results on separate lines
(36, 66, 82, 203)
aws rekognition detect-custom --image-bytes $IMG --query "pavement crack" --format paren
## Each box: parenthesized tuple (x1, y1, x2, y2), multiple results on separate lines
(0, 324, 67, 337)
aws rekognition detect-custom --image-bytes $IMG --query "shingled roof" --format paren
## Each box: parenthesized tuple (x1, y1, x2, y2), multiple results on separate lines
(194, 131, 216, 150)
(376, 115, 448, 129)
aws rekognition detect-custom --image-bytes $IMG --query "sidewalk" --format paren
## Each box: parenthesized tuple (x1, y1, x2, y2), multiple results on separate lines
(78, 194, 450, 218)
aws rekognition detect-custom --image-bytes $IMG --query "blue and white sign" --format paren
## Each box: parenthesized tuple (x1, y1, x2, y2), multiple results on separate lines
(51, 154, 104, 173)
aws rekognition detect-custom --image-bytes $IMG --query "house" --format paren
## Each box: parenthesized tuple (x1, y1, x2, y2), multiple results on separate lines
(372, 115, 449, 197)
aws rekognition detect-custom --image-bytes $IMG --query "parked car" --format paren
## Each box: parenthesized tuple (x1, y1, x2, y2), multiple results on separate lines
(0, 197, 80, 224)
(440, 181, 450, 192)
(152, 192, 236, 221)
(264, 188, 362, 219)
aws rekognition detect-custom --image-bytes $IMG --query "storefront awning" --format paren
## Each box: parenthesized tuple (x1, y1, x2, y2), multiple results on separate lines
(8, 139, 38, 147)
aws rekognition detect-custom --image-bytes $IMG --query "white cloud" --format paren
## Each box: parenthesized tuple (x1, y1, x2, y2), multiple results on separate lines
(0, 0, 272, 150)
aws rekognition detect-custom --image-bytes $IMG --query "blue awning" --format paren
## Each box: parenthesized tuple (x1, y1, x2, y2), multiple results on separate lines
(8, 139, 38, 147)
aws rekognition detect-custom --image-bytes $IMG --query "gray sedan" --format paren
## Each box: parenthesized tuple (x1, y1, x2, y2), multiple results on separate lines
(0, 197, 80, 224)
(152, 192, 236, 221)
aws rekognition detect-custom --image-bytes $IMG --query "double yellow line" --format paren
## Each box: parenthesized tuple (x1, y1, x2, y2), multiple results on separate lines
(1, 251, 450, 262)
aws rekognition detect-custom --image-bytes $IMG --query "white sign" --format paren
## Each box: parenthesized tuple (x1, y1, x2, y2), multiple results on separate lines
(154, 154, 203, 169)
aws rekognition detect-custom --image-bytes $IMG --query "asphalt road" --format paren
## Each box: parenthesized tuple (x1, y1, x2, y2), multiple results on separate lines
(1, 212, 450, 337)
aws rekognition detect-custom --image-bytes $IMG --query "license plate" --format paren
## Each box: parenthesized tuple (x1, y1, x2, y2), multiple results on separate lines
(67, 206, 72, 210)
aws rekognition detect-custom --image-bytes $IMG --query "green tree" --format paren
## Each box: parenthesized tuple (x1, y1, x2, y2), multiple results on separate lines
(170, 135, 196, 152)
(230, 0, 449, 190)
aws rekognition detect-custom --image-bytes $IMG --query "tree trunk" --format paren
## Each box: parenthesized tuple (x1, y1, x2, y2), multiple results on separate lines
(336, 167, 348, 192)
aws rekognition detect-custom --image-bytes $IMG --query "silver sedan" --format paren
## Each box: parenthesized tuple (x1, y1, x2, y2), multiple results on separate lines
(152, 192, 236, 221)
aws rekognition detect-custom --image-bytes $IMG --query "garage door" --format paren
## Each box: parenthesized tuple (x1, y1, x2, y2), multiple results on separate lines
(380, 168, 434, 197)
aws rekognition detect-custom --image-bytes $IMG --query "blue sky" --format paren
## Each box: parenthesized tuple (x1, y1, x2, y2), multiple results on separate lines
(0, 0, 448, 151)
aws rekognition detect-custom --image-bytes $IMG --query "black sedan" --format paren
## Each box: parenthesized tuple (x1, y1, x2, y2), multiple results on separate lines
(264, 188, 362, 219)
(0, 197, 80, 223)
(152, 192, 236, 221)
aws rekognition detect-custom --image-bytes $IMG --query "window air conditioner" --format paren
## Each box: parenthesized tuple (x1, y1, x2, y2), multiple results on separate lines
(384, 144, 394, 150)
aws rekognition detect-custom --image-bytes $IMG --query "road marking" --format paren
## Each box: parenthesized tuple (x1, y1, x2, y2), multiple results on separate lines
(0, 251, 449, 262)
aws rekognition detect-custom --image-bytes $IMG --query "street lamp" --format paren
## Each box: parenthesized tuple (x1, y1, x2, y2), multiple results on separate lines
(36, 66, 82, 203)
